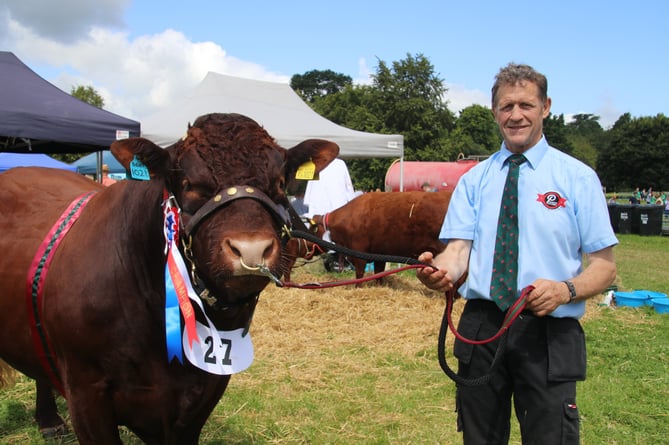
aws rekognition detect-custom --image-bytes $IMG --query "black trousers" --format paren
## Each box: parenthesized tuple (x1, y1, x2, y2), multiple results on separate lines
(454, 299, 586, 445)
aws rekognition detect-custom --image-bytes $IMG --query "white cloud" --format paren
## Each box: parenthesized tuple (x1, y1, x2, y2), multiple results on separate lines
(355, 57, 373, 85)
(443, 83, 489, 115)
(2, 1, 624, 133)
(1, 3, 290, 121)
(592, 95, 622, 129)
(1, 0, 127, 43)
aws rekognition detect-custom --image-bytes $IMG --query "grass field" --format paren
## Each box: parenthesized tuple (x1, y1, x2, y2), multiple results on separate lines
(1, 234, 668, 444)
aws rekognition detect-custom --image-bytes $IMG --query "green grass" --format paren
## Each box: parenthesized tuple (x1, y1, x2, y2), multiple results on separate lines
(1, 234, 668, 444)
(581, 306, 669, 444)
(613, 234, 669, 293)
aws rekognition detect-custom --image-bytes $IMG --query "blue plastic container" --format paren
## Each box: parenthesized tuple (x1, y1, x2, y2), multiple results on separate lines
(645, 291, 667, 300)
(634, 290, 667, 306)
(614, 291, 648, 307)
(651, 298, 669, 314)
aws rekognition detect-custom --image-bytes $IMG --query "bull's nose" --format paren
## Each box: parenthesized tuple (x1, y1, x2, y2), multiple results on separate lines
(226, 238, 277, 274)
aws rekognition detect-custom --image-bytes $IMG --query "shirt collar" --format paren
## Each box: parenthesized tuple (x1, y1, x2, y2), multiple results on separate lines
(498, 136, 548, 170)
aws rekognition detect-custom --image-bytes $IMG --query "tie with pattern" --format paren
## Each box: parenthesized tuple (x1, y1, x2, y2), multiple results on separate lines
(490, 154, 527, 311)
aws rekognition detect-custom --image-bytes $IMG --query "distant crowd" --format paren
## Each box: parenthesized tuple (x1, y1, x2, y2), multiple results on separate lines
(608, 187, 669, 215)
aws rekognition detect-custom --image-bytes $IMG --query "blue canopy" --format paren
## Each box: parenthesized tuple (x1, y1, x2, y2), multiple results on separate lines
(0, 152, 77, 173)
(71, 151, 126, 175)
(0, 51, 140, 153)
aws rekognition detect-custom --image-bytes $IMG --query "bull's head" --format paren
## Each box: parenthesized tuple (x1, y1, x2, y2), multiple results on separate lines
(111, 113, 338, 307)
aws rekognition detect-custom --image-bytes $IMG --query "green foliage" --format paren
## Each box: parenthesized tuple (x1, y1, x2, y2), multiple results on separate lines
(291, 69, 352, 103)
(51, 152, 85, 164)
(568, 133, 599, 168)
(49, 85, 106, 164)
(347, 158, 395, 192)
(568, 113, 605, 138)
(293, 58, 661, 193)
(543, 113, 574, 154)
(371, 53, 455, 161)
(303, 53, 456, 188)
(312, 85, 385, 133)
(566, 114, 606, 168)
(447, 104, 500, 157)
(70, 85, 104, 109)
(598, 113, 669, 191)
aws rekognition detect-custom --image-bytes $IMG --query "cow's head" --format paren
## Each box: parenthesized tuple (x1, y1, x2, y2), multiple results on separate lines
(111, 113, 338, 305)
(310, 214, 329, 239)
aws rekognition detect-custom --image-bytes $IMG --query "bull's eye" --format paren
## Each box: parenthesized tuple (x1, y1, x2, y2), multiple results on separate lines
(180, 179, 215, 214)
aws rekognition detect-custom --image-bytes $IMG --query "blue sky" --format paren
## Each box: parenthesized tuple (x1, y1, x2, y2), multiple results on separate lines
(2, 0, 667, 129)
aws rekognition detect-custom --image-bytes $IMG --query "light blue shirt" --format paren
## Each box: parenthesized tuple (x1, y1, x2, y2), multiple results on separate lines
(440, 137, 618, 318)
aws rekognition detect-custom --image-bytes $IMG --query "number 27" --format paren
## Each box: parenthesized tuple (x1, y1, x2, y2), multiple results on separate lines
(204, 336, 232, 365)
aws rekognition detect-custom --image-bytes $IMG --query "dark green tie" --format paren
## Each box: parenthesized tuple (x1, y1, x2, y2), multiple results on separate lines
(490, 154, 527, 311)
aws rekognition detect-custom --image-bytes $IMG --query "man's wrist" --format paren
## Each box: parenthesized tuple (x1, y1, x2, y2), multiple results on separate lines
(563, 280, 577, 303)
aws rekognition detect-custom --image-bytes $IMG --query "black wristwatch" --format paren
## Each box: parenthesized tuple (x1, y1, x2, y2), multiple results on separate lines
(563, 280, 577, 303)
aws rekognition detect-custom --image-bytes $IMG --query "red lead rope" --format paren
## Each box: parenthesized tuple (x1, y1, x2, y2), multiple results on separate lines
(278, 260, 533, 347)
(439, 285, 536, 387)
(280, 264, 425, 289)
(270, 258, 534, 387)
(446, 285, 535, 345)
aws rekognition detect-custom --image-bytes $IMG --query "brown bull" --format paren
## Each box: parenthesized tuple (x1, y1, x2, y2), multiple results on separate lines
(312, 191, 452, 281)
(283, 236, 326, 282)
(0, 113, 338, 444)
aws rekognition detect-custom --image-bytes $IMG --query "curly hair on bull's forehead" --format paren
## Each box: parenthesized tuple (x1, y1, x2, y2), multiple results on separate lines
(491, 62, 548, 107)
(180, 112, 286, 191)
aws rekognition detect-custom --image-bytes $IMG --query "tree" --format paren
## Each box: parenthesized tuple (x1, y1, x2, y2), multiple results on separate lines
(312, 84, 384, 133)
(543, 113, 573, 155)
(598, 113, 669, 191)
(370, 53, 455, 161)
(446, 104, 500, 157)
(567, 133, 599, 169)
(564, 114, 605, 168)
(568, 114, 604, 138)
(308, 53, 455, 190)
(290, 70, 352, 103)
(50, 85, 106, 163)
(70, 85, 104, 109)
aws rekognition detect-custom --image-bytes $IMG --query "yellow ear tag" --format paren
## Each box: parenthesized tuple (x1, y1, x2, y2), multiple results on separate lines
(295, 160, 317, 180)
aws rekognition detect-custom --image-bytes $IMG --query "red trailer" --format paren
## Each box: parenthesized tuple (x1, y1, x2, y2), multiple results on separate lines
(384, 159, 479, 192)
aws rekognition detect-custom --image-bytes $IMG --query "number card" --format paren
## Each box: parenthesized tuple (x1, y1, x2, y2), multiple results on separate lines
(182, 321, 254, 375)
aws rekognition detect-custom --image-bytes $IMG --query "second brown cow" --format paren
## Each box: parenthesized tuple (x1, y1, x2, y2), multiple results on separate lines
(311, 191, 452, 281)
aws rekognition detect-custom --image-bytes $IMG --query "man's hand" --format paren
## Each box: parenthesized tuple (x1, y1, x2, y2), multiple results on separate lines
(416, 240, 472, 294)
(416, 251, 454, 293)
(524, 279, 570, 317)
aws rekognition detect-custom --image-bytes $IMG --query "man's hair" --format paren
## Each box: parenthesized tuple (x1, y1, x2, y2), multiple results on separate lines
(491, 63, 548, 108)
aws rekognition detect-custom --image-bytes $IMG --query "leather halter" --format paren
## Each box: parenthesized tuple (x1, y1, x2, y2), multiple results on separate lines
(313, 212, 330, 236)
(171, 185, 292, 310)
(182, 185, 290, 238)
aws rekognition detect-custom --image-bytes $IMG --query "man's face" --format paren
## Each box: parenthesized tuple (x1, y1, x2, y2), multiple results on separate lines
(493, 81, 551, 153)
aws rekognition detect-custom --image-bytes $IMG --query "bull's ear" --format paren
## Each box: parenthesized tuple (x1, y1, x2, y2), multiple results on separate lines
(111, 138, 171, 180)
(285, 139, 339, 182)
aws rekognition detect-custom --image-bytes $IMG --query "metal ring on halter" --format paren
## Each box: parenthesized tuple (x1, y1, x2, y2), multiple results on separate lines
(239, 258, 262, 271)
(257, 264, 284, 286)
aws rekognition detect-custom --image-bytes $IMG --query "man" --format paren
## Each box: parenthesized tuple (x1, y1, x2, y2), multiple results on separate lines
(101, 164, 117, 186)
(422, 182, 436, 192)
(417, 63, 617, 444)
(303, 158, 356, 219)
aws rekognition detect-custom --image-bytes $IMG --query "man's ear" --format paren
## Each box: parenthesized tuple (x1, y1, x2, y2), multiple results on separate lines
(542, 97, 552, 118)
